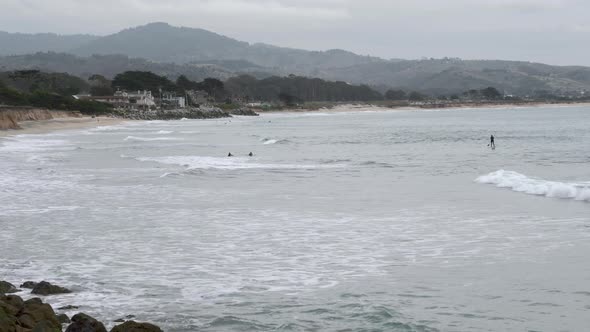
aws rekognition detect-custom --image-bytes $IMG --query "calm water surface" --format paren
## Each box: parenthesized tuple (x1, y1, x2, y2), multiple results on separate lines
(1, 105, 589, 331)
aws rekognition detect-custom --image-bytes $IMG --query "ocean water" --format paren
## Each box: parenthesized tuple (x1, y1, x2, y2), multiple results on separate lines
(1, 105, 589, 331)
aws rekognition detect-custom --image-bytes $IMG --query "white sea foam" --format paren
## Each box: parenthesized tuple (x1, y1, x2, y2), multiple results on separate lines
(136, 155, 345, 170)
(124, 136, 183, 142)
(476, 170, 590, 202)
(261, 138, 289, 145)
(156, 130, 173, 134)
(0, 137, 74, 153)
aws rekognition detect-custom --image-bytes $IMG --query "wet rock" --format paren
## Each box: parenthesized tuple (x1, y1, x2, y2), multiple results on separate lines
(0, 281, 18, 294)
(110, 321, 162, 332)
(31, 281, 71, 296)
(21, 281, 39, 289)
(0, 295, 19, 332)
(57, 305, 79, 311)
(32, 319, 61, 332)
(65, 313, 107, 332)
(17, 298, 60, 330)
(1, 295, 24, 316)
(57, 313, 70, 324)
(0, 305, 19, 332)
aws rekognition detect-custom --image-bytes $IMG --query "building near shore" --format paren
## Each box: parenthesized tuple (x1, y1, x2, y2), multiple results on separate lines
(161, 93, 186, 109)
(114, 90, 156, 107)
(74, 90, 156, 110)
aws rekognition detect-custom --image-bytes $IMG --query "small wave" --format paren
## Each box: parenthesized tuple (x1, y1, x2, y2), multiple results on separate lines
(160, 172, 183, 178)
(476, 170, 590, 202)
(261, 138, 290, 145)
(124, 136, 183, 142)
(156, 130, 173, 134)
(136, 155, 346, 170)
(0, 137, 74, 153)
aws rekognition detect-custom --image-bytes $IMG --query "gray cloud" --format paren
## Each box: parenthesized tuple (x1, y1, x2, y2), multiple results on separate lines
(1, 0, 588, 65)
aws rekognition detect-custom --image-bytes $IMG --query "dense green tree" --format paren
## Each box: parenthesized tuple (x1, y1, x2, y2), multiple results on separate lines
(225, 75, 382, 102)
(481, 87, 502, 99)
(0, 81, 28, 105)
(112, 71, 177, 95)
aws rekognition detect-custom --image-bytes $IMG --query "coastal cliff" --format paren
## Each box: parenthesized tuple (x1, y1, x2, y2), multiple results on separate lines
(0, 107, 81, 130)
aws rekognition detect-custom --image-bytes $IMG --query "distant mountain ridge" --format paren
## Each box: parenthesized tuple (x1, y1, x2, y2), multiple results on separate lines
(1, 22, 590, 96)
(0, 31, 98, 55)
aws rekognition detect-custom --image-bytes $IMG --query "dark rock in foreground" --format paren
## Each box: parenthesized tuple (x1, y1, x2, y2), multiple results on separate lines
(110, 321, 162, 332)
(57, 313, 71, 324)
(0, 294, 61, 332)
(0, 281, 18, 294)
(32, 281, 72, 296)
(66, 313, 107, 332)
(1, 290, 164, 332)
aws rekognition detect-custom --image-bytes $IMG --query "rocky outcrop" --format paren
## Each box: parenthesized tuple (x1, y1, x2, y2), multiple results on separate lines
(20, 282, 38, 289)
(65, 313, 107, 332)
(110, 321, 162, 332)
(0, 295, 61, 332)
(117, 107, 231, 120)
(0, 281, 18, 294)
(229, 108, 259, 116)
(31, 282, 71, 296)
(0, 284, 163, 332)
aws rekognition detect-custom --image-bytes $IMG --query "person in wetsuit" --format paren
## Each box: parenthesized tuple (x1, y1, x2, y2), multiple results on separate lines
(490, 135, 495, 149)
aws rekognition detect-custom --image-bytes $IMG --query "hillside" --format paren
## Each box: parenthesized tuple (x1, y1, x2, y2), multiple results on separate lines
(321, 58, 590, 96)
(2, 23, 590, 96)
(0, 52, 246, 82)
(0, 31, 97, 55)
(69, 22, 383, 71)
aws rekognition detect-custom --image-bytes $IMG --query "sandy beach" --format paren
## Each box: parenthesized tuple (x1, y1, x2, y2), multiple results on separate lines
(0, 116, 126, 138)
(257, 101, 590, 114)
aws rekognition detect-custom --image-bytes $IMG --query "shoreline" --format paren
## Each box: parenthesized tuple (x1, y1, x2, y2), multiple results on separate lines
(1, 101, 588, 137)
(257, 100, 590, 114)
(0, 116, 126, 138)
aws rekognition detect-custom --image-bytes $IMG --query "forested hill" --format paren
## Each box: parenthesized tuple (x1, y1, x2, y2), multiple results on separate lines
(0, 52, 248, 82)
(2, 23, 590, 96)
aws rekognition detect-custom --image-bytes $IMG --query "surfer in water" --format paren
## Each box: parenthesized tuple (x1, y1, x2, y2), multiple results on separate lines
(248, 152, 253, 157)
(228, 152, 233, 157)
(490, 135, 495, 149)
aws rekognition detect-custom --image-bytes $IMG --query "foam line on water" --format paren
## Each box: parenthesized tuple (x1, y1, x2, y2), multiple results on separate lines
(476, 170, 590, 202)
(135, 155, 346, 170)
(124, 136, 183, 142)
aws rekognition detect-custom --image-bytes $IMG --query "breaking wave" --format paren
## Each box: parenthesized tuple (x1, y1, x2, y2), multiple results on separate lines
(476, 170, 590, 202)
(262, 138, 290, 145)
(136, 155, 346, 170)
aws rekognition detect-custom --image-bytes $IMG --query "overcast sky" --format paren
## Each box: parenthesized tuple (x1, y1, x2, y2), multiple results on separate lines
(1, 0, 589, 66)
